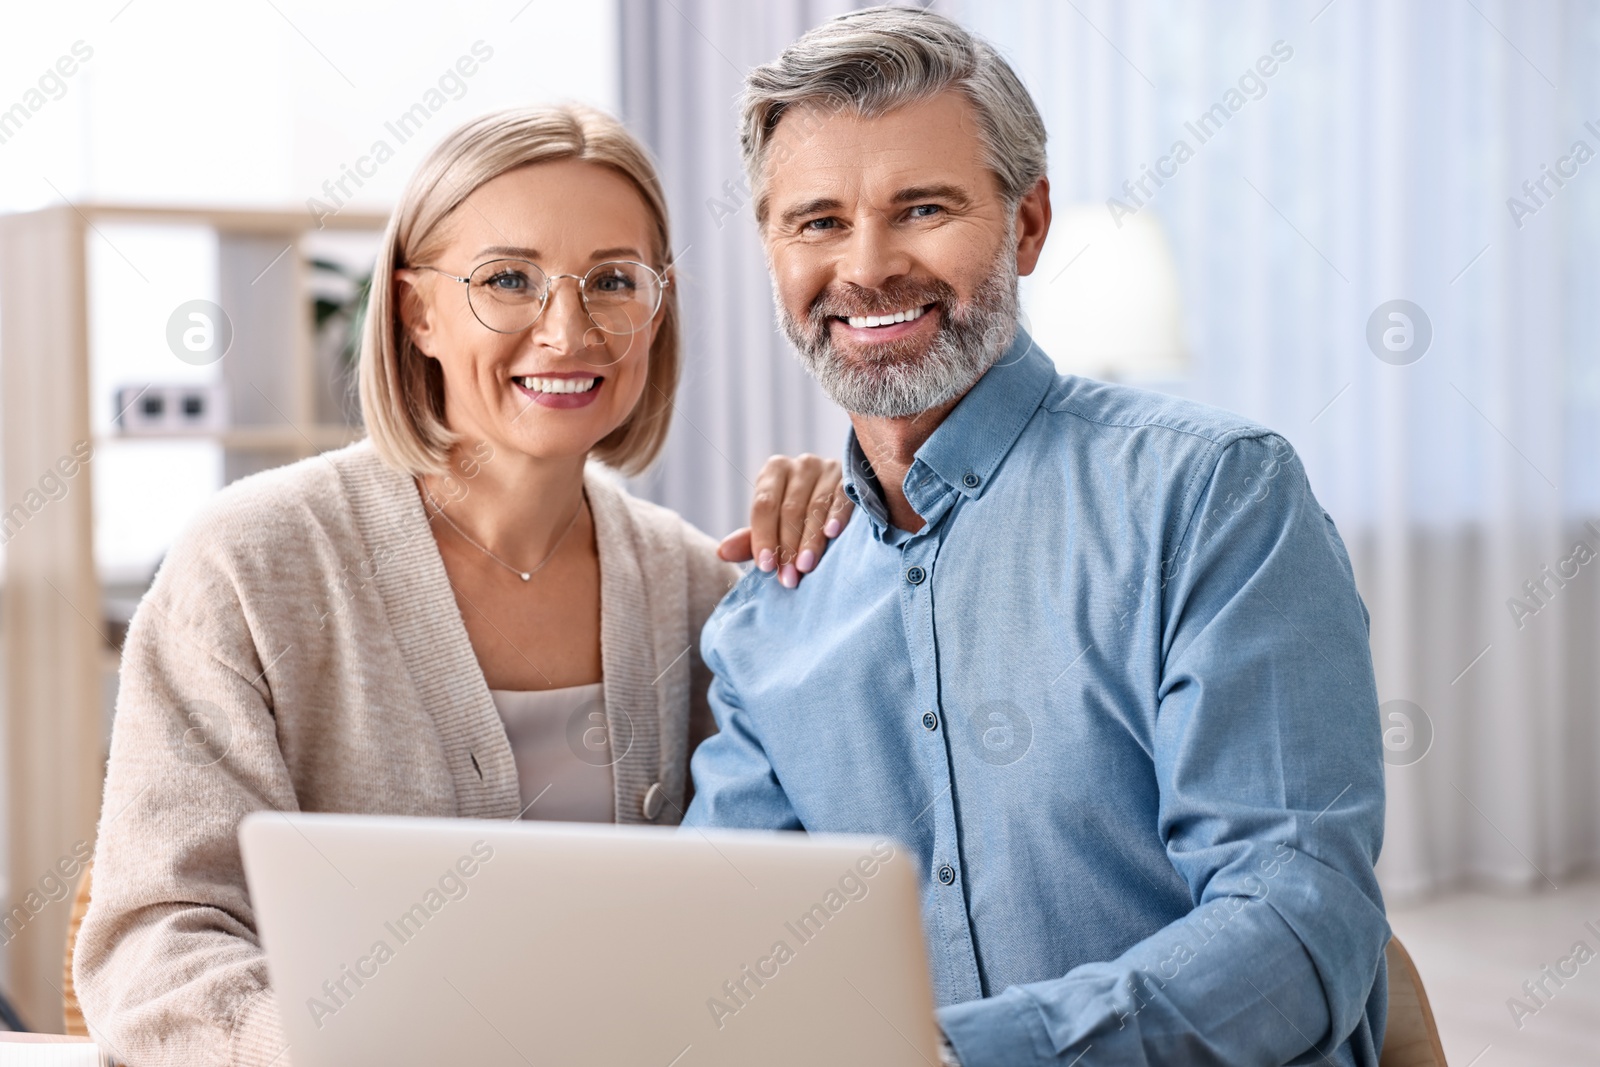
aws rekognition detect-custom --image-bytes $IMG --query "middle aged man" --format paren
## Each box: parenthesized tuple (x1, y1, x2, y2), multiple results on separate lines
(683, 8, 1389, 1067)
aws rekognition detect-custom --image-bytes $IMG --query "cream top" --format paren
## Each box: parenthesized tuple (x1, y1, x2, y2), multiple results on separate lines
(489, 683, 615, 823)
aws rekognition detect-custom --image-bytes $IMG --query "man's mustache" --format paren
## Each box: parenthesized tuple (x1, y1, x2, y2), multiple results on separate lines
(808, 280, 958, 320)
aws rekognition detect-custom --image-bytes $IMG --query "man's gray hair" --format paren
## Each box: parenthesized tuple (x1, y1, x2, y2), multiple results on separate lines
(740, 5, 1047, 224)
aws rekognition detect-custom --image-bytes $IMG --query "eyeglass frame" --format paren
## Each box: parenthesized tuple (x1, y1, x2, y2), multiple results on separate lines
(405, 257, 672, 336)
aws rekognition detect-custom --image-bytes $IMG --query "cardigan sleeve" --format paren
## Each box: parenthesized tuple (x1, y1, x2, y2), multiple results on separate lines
(74, 562, 300, 1067)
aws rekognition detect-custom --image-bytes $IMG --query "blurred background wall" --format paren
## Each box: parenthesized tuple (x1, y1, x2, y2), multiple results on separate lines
(1, 0, 1596, 1060)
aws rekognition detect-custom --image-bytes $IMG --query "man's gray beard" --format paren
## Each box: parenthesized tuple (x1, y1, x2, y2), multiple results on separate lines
(775, 248, 1021, 419)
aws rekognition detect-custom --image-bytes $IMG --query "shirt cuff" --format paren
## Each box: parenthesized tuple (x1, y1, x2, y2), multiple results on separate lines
(937, 988, 1056, 1067)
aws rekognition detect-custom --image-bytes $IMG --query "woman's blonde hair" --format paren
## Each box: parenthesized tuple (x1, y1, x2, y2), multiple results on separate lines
(359, 104, 680, 477)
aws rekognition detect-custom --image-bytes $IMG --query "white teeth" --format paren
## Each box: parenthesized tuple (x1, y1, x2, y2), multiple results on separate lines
(516, 376, 599, 394)
(846, 305, 928, 329)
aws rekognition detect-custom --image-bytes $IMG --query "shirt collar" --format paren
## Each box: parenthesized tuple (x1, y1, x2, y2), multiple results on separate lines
(842, 329, 1056, 532)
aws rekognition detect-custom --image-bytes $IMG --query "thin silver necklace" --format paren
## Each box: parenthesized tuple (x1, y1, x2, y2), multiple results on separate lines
(421, 482, 584, 582)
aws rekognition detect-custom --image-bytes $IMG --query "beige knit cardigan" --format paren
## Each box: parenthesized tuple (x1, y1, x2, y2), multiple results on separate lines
(73, 441, 739, 1066)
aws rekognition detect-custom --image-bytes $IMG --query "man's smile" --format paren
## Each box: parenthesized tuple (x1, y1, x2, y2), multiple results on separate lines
(830, 303, 940, 344)
(842, 304, 931, 329)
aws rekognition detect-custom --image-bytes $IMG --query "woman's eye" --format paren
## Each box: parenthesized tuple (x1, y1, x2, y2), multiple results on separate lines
(592, 271, 636, 292)
(485, 270, 532, 291)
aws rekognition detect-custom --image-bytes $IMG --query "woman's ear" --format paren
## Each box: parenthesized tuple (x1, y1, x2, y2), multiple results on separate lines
(394, 270, 438, 360)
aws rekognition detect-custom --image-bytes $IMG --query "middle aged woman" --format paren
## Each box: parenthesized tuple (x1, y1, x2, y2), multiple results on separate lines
(75, 104, 851, 1064)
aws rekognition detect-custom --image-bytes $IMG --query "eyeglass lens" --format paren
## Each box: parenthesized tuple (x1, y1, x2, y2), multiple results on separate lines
(466, 259, 663, 336)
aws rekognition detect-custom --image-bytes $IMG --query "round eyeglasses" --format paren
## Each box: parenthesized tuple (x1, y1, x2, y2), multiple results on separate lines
(411, 258, 669, 338)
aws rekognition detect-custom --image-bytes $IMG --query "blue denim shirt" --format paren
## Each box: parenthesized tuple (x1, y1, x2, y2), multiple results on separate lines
(684, 332, 1388, 1067)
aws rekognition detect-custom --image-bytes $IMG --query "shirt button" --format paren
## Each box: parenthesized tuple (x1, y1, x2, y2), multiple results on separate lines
(921, 711, 938, 731)
(962, 471, 980, 489)
(937, 864, 956, 886)
(906, 565, 926, 585)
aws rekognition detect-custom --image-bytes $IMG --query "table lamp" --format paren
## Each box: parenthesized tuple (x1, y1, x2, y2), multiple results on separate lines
(1022, 203, 1189, 383)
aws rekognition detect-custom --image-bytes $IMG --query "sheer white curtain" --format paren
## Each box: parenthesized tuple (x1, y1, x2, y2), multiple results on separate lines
(619, 0, 859, 539)
(624, 0, 1600, 899)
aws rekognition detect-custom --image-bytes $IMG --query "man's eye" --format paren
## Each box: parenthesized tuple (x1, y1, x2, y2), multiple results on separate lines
(802, 217, 838, 233)
(909, 204, 942, 219)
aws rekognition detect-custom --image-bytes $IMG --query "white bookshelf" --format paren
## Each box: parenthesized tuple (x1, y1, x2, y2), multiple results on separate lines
(0, 202, 386, 1031)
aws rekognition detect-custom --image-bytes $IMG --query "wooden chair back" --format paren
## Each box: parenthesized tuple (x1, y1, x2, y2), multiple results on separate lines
(62, 859, 93, 1038)
(1380, 936, 1448, 1066)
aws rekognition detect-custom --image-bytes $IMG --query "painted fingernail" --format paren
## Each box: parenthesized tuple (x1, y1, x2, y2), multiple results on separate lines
(824, 519, 842, 538)
(797, 549, 817, 572)
(780, 563, 799, 588)
(757, 549, 775, 572)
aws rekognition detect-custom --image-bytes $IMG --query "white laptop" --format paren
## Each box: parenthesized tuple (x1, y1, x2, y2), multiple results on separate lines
(239, 812, 940, 1066)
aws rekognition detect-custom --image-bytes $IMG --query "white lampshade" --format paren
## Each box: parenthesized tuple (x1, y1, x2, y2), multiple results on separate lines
(1022, 204, 1188, 382)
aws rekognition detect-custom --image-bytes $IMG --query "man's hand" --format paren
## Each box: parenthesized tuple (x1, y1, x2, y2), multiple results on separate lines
(718, 453, 853, 588)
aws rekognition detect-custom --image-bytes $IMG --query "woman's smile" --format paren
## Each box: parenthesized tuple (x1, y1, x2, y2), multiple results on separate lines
(512, 370, 605, 409)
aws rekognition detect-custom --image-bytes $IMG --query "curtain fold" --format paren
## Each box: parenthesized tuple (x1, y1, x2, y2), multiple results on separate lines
(619, 0, 859, 540)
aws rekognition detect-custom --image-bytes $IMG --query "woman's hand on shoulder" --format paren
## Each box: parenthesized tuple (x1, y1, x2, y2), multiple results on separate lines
(717, 453, 853, 588)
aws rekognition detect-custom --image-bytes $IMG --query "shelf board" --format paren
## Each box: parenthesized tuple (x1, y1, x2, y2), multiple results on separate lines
(99, 424, 363, 450)
(73, 202, 391, 234)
